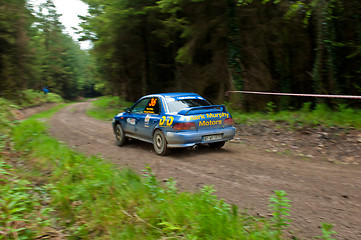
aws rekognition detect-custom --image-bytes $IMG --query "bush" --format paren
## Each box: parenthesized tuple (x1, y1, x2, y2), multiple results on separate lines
(17, 89, 63, 107)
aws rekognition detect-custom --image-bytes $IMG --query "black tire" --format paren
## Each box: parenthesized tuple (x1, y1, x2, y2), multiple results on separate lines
(115, 124, 127, 146)
(153, 130, 169, 156)
(208, 141, 225, 149)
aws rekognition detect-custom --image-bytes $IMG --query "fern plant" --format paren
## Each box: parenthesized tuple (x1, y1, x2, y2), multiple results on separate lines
(268, 190, 292, 238)
(316, 222, 337, 240)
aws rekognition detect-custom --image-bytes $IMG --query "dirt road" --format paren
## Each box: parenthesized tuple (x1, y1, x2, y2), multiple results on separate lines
(49, 101, 361, 239)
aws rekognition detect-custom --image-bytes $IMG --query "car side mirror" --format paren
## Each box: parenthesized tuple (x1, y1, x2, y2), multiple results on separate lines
(125, 108, 131, 113)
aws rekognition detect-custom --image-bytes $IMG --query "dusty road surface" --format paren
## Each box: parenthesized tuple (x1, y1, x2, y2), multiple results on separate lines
(49, 101, 361, 239)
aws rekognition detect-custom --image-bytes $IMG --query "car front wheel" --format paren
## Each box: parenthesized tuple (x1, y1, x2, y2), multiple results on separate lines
(153, 130, 169, 156)
(115, 124, 127, 146)
(208, 141, 225, 149)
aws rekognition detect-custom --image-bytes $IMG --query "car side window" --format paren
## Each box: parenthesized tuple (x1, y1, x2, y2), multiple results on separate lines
(131, 98, 150, 114)
(144, 97, 160, 114)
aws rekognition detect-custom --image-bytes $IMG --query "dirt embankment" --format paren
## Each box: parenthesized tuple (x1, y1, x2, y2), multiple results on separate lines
(235, 120, 361, 165)
(12, 103, 58, 120)
(49, 101, 361, 240)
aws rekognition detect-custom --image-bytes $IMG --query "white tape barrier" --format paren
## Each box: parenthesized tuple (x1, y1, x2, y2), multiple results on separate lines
(225, 91, 361, 99)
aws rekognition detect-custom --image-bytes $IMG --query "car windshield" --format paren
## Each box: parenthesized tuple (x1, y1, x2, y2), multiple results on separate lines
(166, 98, 211, 113)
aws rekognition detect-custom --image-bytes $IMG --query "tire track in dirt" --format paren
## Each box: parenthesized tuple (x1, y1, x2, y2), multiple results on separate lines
(49, 101, 361, 239)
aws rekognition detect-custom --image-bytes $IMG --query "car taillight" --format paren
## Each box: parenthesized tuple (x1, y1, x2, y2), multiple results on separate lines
(173, 122, 196, 130)
(224, 118, 233, 126)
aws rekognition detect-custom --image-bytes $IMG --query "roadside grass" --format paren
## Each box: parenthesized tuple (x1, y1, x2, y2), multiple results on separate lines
(0, 92, 64, 239)
(227, 102, 361, 129)
(86, 96, 132, 121)
(0, 159, 55, 239)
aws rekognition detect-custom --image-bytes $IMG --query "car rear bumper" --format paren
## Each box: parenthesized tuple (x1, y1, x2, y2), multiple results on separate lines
(164, 127, 236, 148)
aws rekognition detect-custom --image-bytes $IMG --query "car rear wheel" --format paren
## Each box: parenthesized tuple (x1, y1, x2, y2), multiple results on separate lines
(115, 124, 127, 146)
(153, 130, 169, 156)
(208, 141, 225, 149)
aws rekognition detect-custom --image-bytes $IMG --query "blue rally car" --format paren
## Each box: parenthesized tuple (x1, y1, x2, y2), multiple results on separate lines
(112, 93, 236, 155)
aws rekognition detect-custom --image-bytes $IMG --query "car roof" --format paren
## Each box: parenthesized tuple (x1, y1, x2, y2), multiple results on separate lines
(144, 92, 201, 98)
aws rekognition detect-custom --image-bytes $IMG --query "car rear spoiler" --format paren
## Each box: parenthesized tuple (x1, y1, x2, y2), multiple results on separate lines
(178, 105, 226, 115)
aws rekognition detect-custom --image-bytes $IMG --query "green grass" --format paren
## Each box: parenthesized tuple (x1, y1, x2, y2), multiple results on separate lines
(0, 93, 65, 239)
(0, 91, 64, 152)
(86, 96, 132, 121)
(227, 102, 361, 129)
(0, 160, 55, 239)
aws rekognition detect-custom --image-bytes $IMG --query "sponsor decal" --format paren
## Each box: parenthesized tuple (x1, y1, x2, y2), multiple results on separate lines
(127, 118, 136, 125)
(175, 96, 204, 100)
(144, 115, 150, 127)
(144, 108, 155, 114)
(177, 96, 196, 100)
(167, 132, 175, 137)
(187, 112, 229, 121)
(199, 120, 222, 126)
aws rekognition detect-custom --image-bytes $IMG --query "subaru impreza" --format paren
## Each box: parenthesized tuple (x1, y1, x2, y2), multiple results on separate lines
(112, 93, 235, 155)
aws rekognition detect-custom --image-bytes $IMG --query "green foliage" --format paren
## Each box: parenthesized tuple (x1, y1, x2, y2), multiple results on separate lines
(316, 222, 337, 240)
(0, 0, 97, 101)
(0, 93, 63, 152)
(19, 89, 63, 107)
(0, 160, 54, 239)
(266, 102, 277, 115)
(0, 98, 19, 144)
(45, 93, 63, 103)
(268, 190, 292, 238)
(86, 96, 132, 121)
(176, 45, 192, 64)
(237, 0, 254, 6)
(229, 102, 361, 129)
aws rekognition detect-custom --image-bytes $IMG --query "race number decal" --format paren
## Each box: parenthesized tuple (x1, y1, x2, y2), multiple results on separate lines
(149, 98, 157, 107)
(159, 116, 174, 126)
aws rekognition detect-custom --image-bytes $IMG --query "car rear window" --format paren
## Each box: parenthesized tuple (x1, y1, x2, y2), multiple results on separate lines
(166, 98, 211, 113)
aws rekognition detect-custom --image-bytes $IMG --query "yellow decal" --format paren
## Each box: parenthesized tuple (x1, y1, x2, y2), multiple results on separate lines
(159, 116, 166, 125)
(160, 116, 174, 126)
(199, 120, 222, 126)
(206, 113, 229, 119)
(166, 116, 174, 126)
(189, 115, 205, 120)
(189, 113, 229, 120)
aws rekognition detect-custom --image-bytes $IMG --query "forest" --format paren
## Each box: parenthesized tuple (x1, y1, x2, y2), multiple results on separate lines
(0, 0, 99, 101)
(1, 0, 361, 110)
